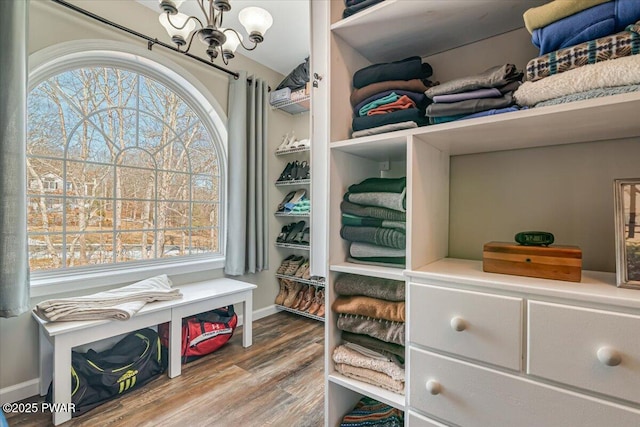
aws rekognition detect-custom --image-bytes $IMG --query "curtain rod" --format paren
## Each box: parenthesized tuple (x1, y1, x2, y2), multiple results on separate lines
(50, 0, 243, 80)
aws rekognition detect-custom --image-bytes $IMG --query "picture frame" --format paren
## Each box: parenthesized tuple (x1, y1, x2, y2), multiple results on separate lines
(614, 178, 640, 289)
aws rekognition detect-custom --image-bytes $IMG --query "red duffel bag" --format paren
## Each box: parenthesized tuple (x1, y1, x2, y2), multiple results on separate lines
(159, 305, 237, 363)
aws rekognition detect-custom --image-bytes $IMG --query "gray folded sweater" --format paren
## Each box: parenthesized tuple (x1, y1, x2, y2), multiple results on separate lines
(335, 273, 405, 302)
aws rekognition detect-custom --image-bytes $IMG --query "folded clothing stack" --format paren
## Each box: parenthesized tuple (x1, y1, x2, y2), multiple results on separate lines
(339, 396, 404, 427)
(341, 177, 406, 267)
(350, 57, 435, 137)
(332, 273, 406, 394)
(524, 0, 640, 56)
(343, 0, 385, 19)
(424, 64, 523, 125)
(516, 0, 640, 107)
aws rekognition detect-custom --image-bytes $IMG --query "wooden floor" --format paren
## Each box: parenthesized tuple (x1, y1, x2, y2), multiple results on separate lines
(6, 312, 324, 427)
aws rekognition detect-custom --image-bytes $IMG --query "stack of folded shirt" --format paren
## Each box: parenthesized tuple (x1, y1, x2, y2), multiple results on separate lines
(343, 0, 385, 19)
(341, 177, 406, 267)
(524, 0, 640, 56)
(516, 0, 640, 108)
(424, 64, 524, 124)
(350, 57, 435, 137)
(339, 396, 404, 427)
(332, 273, 406, 394)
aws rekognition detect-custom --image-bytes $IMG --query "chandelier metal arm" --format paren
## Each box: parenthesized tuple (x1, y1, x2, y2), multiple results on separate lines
(223, 28, 259, 51)
(166, 12, 204, 32)
(182, 28, 201, 54)
(196, 0, 209, 24)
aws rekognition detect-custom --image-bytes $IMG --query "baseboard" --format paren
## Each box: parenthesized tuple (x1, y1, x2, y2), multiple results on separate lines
(0, 379, 40, 405)
(0, 305, 280, 404)
(236, 304, 279, 327)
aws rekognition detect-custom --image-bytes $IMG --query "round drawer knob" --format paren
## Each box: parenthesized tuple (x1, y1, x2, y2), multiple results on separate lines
(426, 380, 442, 395)
(450, 316, 467, 332)
(597, 347, 622, 367)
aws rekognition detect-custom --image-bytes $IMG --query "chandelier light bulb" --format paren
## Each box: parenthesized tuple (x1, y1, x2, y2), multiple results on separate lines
(238, 7, 273, 42)
(221, 29, 243, 54)
(159, 12, 196, 45)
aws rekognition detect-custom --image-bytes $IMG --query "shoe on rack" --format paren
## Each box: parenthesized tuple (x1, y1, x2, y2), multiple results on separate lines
(277, 190, 297, 212)
(302, 263, 312, 280)
(275, 133, 291, 153)
(276, 132, 298, 153)
(287, 160, 301, 181)
(277, 162, 294, 182)
(316, 294, 325, 318)
(284, 220, 306, 243)
(283, 189, 307, 212)
(283, 280, 302, 308)
(276, 254, 296, 274)
(296, 138, 310, 149)
(299, 285, 316, 311)
(295, 260, 310, 278)
(295, 161, 309, 180)
(291, 198, 311, 214)
(292, 285, 308, 310)
(277, 224, 293, 243)
(284, 256, 305, 276)
(274, 279, 288, 305)
(308, 289, 322, 315)
(300, 227, 310, 245)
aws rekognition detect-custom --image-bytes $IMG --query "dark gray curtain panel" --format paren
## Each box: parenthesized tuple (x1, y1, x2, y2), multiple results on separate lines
(224, 71, 269, 275)
(0, 0, 30, 317)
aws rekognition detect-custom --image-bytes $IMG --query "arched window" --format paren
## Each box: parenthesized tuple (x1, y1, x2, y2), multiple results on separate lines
(27, 65, 223, 273)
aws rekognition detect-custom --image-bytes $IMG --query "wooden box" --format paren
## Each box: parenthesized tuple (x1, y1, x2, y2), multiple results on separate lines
(483, 242, 582, 282)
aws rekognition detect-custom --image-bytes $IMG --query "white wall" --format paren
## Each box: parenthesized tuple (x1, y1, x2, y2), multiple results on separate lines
(449, 139, 640, 272)
(0, 0, 309, 395)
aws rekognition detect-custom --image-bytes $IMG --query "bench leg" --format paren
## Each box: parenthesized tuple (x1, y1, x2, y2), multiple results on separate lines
(168, 317, 182, 378)
(242, 291, 252, 348)
(39, 327, 53, 396)
(52, 335, 73, 426)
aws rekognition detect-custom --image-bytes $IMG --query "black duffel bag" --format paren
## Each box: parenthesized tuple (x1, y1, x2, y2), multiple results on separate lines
(46, 328, 165, 416)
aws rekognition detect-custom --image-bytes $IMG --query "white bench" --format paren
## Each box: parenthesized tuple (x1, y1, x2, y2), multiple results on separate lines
(32, 278, 256, 426)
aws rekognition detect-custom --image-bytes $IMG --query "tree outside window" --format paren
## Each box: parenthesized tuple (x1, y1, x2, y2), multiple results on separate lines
(27, 66, 222, 271)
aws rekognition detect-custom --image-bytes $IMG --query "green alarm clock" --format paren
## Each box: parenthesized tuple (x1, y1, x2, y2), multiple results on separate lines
(515, 231, 554, 246)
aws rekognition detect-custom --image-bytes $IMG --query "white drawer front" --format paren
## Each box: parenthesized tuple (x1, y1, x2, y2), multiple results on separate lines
(528, 300, 640, 404)
(409, 347, 640, 427)
(409, 283, 522, 370)
(407, 410, 448, 427)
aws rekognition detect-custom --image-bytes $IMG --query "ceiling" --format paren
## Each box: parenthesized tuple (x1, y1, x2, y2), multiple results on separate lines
(136, 0, 310, 75)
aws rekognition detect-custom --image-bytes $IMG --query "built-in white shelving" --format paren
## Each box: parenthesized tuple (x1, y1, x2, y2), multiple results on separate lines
(328, 373, 405, 410)
(275, 179, 311, 187)
(330, 0, 546, 63)
(276, 304, 325, 322)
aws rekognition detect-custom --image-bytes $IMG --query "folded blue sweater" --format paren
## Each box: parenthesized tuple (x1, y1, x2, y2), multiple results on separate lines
(532, 0, 640, 55)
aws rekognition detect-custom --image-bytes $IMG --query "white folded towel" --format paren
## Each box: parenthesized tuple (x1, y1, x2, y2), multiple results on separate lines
(34, 274, 182, 322)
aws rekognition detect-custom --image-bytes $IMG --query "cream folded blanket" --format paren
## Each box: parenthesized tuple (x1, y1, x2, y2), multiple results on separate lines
(335, 363, 405, 395)
(523, 0, 611, 33)
(34, 275, 182, 322)
(333, 344, 405, 381)
(514, 55, 640, 107)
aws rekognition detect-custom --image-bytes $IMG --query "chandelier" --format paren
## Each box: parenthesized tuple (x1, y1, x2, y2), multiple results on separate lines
(158, 0, 273, 64)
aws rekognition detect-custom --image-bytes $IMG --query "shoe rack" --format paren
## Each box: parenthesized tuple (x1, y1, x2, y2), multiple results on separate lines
(274, 133, 325, 322)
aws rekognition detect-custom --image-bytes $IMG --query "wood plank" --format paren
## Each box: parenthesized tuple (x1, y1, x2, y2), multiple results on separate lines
(5, 312, 324, 427)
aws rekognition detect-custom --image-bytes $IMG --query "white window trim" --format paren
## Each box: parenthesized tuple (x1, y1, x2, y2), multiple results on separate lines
(28, 40, 229, 297)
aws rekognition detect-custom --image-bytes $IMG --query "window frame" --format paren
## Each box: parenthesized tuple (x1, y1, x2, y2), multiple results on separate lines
(28, 40, 228, 297)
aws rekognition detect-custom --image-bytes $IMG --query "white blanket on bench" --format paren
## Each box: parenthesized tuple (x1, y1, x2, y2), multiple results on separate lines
(33, 275, 183, 322)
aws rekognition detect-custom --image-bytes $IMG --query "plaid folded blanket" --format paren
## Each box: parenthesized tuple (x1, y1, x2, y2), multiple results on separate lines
(527, 22, 640, 82)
